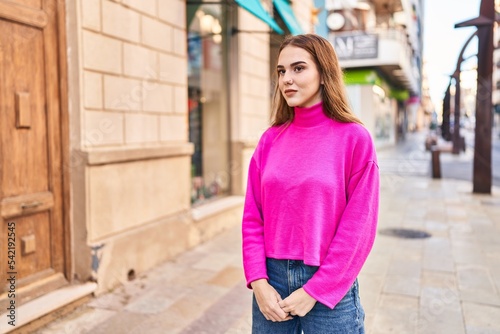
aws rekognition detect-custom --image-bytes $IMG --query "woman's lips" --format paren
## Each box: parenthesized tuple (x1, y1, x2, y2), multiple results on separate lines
(284, 89, 297, 96)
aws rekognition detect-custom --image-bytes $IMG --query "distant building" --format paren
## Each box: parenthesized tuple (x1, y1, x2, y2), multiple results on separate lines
(314, 0, 424, 147)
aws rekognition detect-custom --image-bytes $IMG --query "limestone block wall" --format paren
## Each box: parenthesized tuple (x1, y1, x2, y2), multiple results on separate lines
(67, 0, 194, 292)
(229, 8, 272, 196)
(79, 0, 188, 148)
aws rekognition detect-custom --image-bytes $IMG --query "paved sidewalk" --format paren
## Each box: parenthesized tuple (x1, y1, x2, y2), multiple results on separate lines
(36, 133, 500, 334)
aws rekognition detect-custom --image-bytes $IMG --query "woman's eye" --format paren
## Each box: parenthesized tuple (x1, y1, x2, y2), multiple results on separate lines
(294, 66, 304, 72)
(277, 69, 285, 76)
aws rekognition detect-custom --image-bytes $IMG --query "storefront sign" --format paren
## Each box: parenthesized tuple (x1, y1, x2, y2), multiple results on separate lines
(331, 34, 378, 60)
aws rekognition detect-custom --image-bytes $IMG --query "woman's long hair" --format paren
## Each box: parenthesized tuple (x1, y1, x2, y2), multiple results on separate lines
(271, 34, 362, 126)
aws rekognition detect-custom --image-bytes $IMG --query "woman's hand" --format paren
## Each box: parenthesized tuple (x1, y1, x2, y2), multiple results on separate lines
(251, 279, 293, 322)
(278, 288, 317, 317)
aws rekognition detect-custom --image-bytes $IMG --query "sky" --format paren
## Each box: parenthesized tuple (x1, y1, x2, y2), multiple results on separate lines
(423, 0, 482, 113)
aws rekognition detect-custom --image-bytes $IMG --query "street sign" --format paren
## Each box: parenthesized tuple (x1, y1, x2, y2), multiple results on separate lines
(331, 33, 378, 60)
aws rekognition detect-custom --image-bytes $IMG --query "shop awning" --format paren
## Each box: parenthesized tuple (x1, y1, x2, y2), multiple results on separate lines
(235, 0, 284, 34)
(273, 0, 304, 35)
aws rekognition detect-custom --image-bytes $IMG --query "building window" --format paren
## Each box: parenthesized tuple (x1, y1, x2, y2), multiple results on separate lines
(187, 4, 229, 205)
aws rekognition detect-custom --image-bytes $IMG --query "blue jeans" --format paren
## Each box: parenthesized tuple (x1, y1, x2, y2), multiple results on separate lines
(252, 258, 365, 334)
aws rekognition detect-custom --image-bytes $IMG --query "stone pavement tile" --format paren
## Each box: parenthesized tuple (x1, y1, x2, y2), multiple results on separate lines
(417, 287, 465, 334)
(151, 259, 191, 276)
(357, 274, 384, 315)
(452, 239, 486, 264)
(457, 265, 500, 307)
(123, 289, 176, 315)
(167, 267, 218, 288)
(85, 310, 154, 334)
(404, 206, 427, 220)
(145, 280, 192, 301)
(191, 252, 238, 272)
(86, 290, 129, 311)
(226, 312, 252, 334)
(423, 219, 448, 238)
(390, 239, 423, 262)
(386, 258, 421, 278)
(424, 208, 447, 221)
(113, 283, 232, 334)
(369, 235, 401, 257)
(378, 208, 405, 226)
(35, 307, 116, 334)
(87, 274, 162, 312)
(172, 248, 211, 267)
(207, 265, 244, 288)
(468, 210, 494, 225)
(446, 206, 468, 221)
(382, 275, 420, 297)
(364, 314, 375, 333)
(170, 283, 229, 318)
(423, 236, 452, 256)
(178, 282, 251, 334)
(490, 266, 500, 295)
(460, 289, 500, 307)
(463, 301, 500, 334)
(368, 294, 418, 334)
(422, 238, 455, 273)
(450, 224, 476, 243)
(400, 219, 426, 232)
(420, 270, 456, 290)
(422, 253, 455, 272)
(361, 252, 392, 276)
(473, 225, 500, 245)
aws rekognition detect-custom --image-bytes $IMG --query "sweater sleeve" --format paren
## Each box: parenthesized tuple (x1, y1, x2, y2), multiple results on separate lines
(302, 140, 380, 309)
(242, 148, 268, 288)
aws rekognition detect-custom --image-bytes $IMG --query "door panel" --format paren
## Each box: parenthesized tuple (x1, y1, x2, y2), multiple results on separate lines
(0, 0, 67, 306)
(8, 212, 52, 279)
(1, 21, 48, 197)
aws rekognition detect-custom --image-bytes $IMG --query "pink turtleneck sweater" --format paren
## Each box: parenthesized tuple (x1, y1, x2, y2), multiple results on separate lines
(242, 101, 379, 309)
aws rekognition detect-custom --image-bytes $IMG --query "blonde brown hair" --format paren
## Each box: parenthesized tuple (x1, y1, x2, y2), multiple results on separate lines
(271, 34, 362, 126)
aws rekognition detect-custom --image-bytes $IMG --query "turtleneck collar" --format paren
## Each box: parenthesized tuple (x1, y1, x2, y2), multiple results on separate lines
(292, 101, 330, 128)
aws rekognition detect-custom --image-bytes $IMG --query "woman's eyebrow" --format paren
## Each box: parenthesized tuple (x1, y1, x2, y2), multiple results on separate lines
(277, 61, 307, 69)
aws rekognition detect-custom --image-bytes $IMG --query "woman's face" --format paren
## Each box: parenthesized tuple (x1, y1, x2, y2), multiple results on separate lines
(277, 45, 323, 108)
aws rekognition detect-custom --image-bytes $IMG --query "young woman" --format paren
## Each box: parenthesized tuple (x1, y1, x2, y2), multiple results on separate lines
(242, 34, 379, 333)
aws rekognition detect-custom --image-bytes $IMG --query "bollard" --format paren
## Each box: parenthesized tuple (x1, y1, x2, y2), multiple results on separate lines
(460, 136, 466, 152)
(431, 146, 441, 178)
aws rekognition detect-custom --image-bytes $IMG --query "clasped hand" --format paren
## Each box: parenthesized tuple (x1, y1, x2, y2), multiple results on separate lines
(251, 279, 317, 322)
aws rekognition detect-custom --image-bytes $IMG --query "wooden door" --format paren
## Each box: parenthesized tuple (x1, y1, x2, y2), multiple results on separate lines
(0, 0, 68, 307)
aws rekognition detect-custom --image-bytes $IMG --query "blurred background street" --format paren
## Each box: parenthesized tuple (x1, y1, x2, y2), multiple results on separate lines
(2, 0, 500, 333)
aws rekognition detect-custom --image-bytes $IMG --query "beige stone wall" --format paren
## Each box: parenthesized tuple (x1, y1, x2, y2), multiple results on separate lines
(236, 9, 273, 143)
(67, 0, 195, 290)
(79, 0, 188, 148)
(229, 8, 273, 196)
